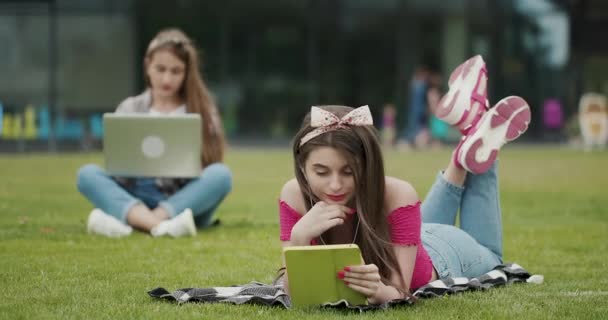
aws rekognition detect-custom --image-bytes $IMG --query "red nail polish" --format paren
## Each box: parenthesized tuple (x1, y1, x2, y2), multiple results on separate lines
(344, 266, 351, 272)
(337, 271, 345, 279)
(344, 281, 349, 285)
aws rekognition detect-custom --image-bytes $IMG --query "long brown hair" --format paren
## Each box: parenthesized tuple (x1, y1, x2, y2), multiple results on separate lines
(292, 105, 408, 293)
(144, 28, 225, 167)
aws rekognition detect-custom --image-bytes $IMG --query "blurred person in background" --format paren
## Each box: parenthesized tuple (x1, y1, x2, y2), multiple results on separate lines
(77, 28, 232, 238)
(427, 71, 449, 148)
(397, 65, 430, 150)
(381, 103, 397, 148)
(578, 93, 608, 151)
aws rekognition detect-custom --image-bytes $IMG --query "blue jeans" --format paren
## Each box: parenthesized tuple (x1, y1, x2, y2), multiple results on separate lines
(76, 163, 232, 228)
(420, 163, 503, 278)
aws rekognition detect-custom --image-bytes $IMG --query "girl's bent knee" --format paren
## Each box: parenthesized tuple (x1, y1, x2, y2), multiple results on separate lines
(204, 163, 233, 194)
(76, 164, 103, 192)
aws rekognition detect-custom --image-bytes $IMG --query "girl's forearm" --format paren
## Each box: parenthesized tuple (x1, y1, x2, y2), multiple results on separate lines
(289, 225, 311, 246)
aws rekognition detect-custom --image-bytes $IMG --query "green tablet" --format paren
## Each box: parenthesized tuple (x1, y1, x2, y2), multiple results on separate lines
(283, 244, 367, 307)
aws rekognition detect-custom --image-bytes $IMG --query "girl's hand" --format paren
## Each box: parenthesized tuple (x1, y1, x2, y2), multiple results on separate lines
(339, 264, 386, 304)
(290, 201, 352, 245)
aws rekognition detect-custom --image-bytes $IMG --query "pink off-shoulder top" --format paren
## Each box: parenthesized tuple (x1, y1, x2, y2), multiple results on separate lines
(278, 200, 433, 290)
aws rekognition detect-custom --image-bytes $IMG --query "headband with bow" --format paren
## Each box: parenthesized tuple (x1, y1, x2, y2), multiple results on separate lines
(299, 105, 374, 146)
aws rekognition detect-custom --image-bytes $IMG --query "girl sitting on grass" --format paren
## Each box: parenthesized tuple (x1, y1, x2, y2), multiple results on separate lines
(278, 55, 531, 304)
(77, 28, 232, 238)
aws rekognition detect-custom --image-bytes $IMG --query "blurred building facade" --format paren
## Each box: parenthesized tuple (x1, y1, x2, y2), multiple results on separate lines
(0, 0, 606, 150)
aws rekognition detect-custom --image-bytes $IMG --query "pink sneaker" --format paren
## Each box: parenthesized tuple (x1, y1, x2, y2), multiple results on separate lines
(456, 96, 531, 174)
(436, 55, 489, 134)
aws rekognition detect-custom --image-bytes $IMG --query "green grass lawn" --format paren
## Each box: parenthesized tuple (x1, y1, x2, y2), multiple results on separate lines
(0, 146, 607, 319)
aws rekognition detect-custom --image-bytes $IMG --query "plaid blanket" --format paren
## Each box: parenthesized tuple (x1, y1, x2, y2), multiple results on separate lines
(148, 263, 543, 312)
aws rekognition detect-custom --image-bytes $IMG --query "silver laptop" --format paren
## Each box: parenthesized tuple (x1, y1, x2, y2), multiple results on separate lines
(103, 113, 202, 177)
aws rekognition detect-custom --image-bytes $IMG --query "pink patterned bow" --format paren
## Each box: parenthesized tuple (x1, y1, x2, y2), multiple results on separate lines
(299, 105, 374, 146)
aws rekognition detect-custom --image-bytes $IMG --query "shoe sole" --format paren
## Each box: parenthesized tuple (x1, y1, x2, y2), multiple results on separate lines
(436, 55, 486, 125)
(458, 96, 531, 174)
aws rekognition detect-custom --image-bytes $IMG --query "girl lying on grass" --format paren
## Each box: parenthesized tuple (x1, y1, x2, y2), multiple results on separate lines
(278, 55, 531, 304)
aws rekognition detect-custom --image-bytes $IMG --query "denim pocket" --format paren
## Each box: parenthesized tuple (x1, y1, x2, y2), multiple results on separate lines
(421, 241, 450, 279)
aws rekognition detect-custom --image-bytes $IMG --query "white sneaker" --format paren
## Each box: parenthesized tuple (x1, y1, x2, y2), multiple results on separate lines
(150, 208, 197, 238)
(87, 208, 133, 238)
